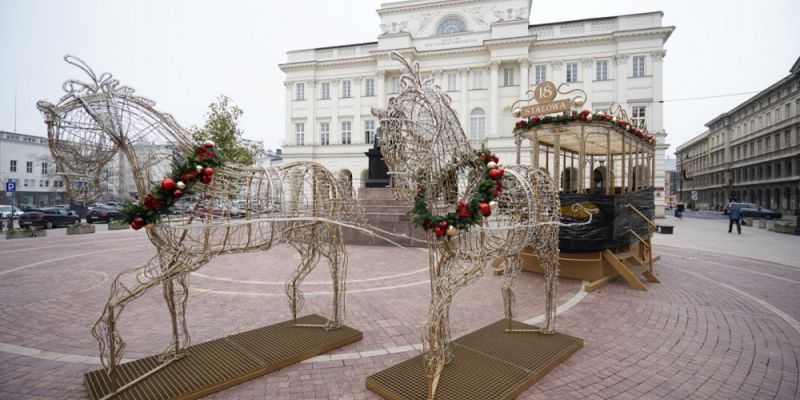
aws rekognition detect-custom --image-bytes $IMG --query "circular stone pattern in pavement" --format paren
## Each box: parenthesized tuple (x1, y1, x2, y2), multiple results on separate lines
(0, 230, 798, 399)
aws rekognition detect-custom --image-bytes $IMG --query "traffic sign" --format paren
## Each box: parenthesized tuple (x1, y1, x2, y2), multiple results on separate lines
(5, 182, 15, 193)
(691, 191, 698, 201)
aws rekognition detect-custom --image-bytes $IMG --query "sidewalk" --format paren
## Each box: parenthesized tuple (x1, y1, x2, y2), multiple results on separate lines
(653, 215, 799, 267)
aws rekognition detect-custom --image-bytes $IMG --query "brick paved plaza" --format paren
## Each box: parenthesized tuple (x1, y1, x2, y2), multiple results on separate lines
(0, 217, 798, 400)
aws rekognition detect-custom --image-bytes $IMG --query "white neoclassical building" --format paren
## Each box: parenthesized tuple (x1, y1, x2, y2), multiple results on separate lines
(280, 0, 674, 217)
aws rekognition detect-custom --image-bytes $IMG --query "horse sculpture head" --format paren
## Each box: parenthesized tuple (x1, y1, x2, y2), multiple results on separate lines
(372, 53, 472, 201)
(37, 56, 193, 202)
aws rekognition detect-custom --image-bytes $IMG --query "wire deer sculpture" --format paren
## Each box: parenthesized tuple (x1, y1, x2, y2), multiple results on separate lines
(37, 56, 365, 396)
(372, 54, 561, 399)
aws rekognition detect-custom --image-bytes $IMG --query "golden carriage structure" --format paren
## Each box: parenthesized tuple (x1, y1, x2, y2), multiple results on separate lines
(512, 82, 660, 291)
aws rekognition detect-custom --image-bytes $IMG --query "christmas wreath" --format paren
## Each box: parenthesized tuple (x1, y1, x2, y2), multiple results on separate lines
(514, 109, 655, 143)
(122, 140, 223, 230)
(410, 146, 504, 238)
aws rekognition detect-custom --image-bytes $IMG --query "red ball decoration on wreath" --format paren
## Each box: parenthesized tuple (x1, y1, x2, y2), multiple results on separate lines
(133, 217, 145, 226)
(479, 202, 491, 217)
(203, 167, 214, 177)
(434, 226, 446, 236)
(161, 178, 176, 191)
(200, 175, 212, 185)
(173, 189, 183, 198)
(130, 221, 143, 230)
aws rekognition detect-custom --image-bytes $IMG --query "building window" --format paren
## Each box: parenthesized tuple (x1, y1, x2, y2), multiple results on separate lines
(321, 82, 330, 99)
(471, 71, 483, 89)
(775, 107, 781, 123)
(596, 60, 608, 81)
(23, 179, 29, 187)
(295, 123, 305, 145)
(631, 106, 646, 129)
(26, 161, 33, 173)
(765, 136, 770, 151)
(503, 68, 514, 86)
(39, 180, 44, 187)
(365, 120, 376, 144)
(295, 83, 305, 100)
(41, 162, 48, 174)
(565, 63, 578, 83)
(469, 109, 486, 141)
(632, 56, 645, 77)
(765, 113, 770, 127)
(341, 80, 352, 98)
(786, 103, 791, 119)
(390, 77, 400, 94)
(436, 17, 467, 35)
(320, 122, 330, 146)
(45, 180, 49, 188)
(447, 73, 457, 92)
(786, 130, 792, 147)
(341, 121, 351, 144)
(9, 160, 16, 172)
(534, 65, 546, 84)
(365, 79, 375, 96)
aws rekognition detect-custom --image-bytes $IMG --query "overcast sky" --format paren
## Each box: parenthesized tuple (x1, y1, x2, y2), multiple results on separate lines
(1, 0, 798, 157)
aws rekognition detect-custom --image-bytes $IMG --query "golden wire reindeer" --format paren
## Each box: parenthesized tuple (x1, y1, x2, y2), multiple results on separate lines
(37, 56, 365, 396)
(372, 53, 561, 399)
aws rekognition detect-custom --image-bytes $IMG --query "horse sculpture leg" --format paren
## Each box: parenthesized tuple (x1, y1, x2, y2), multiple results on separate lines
(286, 237, 321, 324)
(425, 279, 452, 400)
(323, 225, 347, 330)
(538, 226, 560, 334)
(501, 255, 523, 329)
(160, 271, 191, 361)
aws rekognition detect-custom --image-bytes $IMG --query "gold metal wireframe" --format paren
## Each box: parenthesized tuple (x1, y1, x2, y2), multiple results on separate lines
(372, 53, 561, 400)
(37, 55, 366, 398)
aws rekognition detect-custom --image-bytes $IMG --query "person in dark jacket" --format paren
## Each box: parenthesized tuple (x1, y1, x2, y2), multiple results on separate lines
(728, 204, 742, 234)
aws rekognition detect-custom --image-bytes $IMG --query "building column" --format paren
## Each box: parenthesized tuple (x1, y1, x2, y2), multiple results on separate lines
(354, 77, 362, 143)
(331, 79, 340, 143)
(519, 58, 530, 100)
(550, 60, 563, 83)
(581, 57, 593, 109)
(489, 61, 500, 138)
(433, 69, 443, 88)
(307, 80, 316, 144)
(459, 67, 469, 120)
(284, 81, 293, 144)
(650, 50, 666, 132)
(376, 70, 386, 110)
(613, 54, 629, 109)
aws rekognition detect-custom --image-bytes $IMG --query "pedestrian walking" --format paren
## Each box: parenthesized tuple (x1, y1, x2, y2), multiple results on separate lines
(728, 203, 742, 234)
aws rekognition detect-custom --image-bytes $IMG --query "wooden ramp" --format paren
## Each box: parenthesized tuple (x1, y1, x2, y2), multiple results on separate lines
(366, 319, 582, 400)
(85, 314, 362, 400)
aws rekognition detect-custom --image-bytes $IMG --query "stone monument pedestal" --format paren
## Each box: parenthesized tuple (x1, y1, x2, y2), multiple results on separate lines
(343, 187, 426, 247)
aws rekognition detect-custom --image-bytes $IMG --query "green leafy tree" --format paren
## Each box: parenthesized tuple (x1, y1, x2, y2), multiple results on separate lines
(191, 95, 258, 165)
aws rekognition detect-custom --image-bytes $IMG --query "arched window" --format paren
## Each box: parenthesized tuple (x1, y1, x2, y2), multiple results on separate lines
(469, 109, 485, 140)
(436, 17, 467, 35)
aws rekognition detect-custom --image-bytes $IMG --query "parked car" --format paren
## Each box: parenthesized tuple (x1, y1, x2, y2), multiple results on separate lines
(0, 205, 23, 219)
(18, 208, 81, 229)
(723, 202, 782, 219)
(86, 207, 124, 223)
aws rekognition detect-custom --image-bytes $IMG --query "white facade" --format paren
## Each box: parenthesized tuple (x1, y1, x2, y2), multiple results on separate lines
(0, 131, 68, 206)
(280, 0, 673, 216)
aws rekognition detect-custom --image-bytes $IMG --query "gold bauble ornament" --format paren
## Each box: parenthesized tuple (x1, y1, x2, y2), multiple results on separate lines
(446, 226, 458, 237)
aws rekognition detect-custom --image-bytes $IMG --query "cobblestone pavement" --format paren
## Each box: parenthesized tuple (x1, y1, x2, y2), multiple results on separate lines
(0, 226, 798, 399)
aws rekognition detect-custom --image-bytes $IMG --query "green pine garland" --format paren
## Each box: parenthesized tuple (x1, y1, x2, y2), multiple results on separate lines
(410, 145, 505, 238)
(514, 109, 655, 143)
(122, 142, 224, 230)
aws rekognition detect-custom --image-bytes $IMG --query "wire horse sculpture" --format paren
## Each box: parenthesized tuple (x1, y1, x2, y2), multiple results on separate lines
(372, 53, 561, 399)
(37, 56, 366, 397)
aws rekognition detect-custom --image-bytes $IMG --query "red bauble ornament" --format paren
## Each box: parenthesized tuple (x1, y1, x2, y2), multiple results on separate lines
(438, 220, 448, 228)
(200, 175, 212, 185)
(202, 167, 214, 177)
(173, 189, 183, 198)
(161, 178, 176, 191)
(422, 218, 432, 229)
(133, 217, 145, 226)
(479, 202, 491, 217)
(489, 167, 505, 179)
(434, 227, 446, 236)
(130, 221, 143, 230)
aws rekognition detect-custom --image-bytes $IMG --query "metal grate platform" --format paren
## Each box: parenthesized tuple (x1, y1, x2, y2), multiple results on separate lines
(366, 319, 582, 400)
(85, 314, 362, 400)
